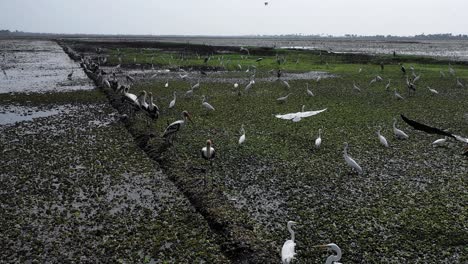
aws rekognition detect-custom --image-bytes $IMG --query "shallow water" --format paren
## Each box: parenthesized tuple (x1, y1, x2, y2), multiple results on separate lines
(0, 105, 63, 125)
(0, 40, 93, 93)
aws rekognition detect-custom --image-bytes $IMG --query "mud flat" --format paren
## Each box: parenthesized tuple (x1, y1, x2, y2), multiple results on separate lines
(0, 39, 228, 263)
(0, 40, 93, 93)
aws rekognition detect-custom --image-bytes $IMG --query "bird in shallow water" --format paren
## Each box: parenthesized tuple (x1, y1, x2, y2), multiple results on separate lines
(314, 243, 342, 264)
(281, 221, 297, 264)
(343, 142, 363, 174)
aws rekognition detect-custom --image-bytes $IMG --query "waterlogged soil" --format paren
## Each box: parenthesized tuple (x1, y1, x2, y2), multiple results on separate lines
(0, 101, 227, 263)
(0, 40, 93, 93)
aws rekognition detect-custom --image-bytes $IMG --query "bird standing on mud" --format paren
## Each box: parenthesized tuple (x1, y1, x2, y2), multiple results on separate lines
(315, 129, 322, 148)
(169, 91, 177, 109)
(162, 111, 192, 143)
(393, 118, 409, 139)
(239, 125, 246, 145)
(201, 139, 215, 160)
(281, 221, 297, 264)
(377, 126, 389, 147)
(343, 142, 363, 174)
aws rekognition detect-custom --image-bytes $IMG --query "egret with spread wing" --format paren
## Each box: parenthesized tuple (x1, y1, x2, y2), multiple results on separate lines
(276, 108, 327, 122)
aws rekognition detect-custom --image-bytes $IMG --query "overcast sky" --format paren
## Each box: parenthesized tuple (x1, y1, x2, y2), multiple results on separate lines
(1, 0, 468, 36)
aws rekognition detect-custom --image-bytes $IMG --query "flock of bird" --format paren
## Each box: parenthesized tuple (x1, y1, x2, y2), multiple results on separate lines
(73, 46, 467, 263)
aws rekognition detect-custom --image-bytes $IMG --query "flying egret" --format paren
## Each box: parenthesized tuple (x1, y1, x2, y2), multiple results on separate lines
(343, 142, 363, 174)
(306, 83, 314, 96)
(393, 118, 409, 139)
(377, 126, 389, 147)
(276, 108, 327, 122)
(239, 125, 246, 145)
(427, 86, 439, 95)
(201, 139, 215, 160)
(169, 91, 176, 109)
(281, 221, 297, 264)
(315, 243, 342, 264)
(432, 137, 447, 147)
(202, 95, 215, 111)
(277, 93, 292, 103)
(315, 129, 322, 148)
(353, 82, 361, 92)
(394, 89, 404, 100)
(162, 111, 192, 142)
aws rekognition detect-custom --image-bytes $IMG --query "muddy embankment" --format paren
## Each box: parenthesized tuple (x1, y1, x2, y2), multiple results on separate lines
(60, 43, 279, 263)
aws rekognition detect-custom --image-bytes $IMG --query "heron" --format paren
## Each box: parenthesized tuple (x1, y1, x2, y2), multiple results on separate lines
(283, 80, 291, 89)
(169, 91, 177, 109)
(202, 95, 215, 111)
(239, 125, 246, 145)
(377, 126, 389, 147)
(394, 89, 404, 100)
(245, 80, 254, 92)
(162, 111, 192, 142)
(315, 129, 322, 148)
(385, 79, 391, 91)
(353, 82, 361, 92)
(306, 83, 314, 96)
(277, 93, 292, 103)
(432, 137, 447, 147)
(456, 78, 465, 88)
(281, 221, 297, 264)
(369, 77, 377, 85)
(137, 90, 149, 110)
(343, 142, 363, 174)
(393, 118, 409, 139)
(315, 243, 342, 264)
(276, 108, 327, 122)
(427, 86, 439, 95)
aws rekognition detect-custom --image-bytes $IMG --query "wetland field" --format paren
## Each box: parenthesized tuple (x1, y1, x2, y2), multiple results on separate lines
(1, 37, 467, 263)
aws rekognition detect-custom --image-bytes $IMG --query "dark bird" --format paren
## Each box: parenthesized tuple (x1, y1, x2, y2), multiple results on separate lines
(67, 70, 74, 80)
(265, 2, 268, 6)
(401, 65, 406, 75)
(401, 115, 454, 138)
(380, 62, 384, 71)
(162, 111, 192, 143)
(204, 57, 209, 64)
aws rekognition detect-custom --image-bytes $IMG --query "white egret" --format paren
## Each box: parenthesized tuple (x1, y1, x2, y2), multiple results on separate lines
(369, 77, 377, 85)
(234, 83, 239, 88)
(191, 81, 200, 90)
(358, 68, 362, 73)
(283, 80, 291, 89)
(239, 125, 246, 145)
(376, 75, 383, 82)
(385, 79, 391, 91)
(201, 139, 215, 160)
(432, 137, 447, 147)
(393, 118, 409, 139)
(202, 95, 215, 111)
(427, 86, 439, 95)
(122, 87, 139, 106)
(413, 75, 421, 83)
(353, 82, 361, 92)
(185, 88, 194, 98)
(277, 93, 292, 103)
(276, 108, 327, 122)
(169, 91, 177, 109)
(315, 129, 322, 148)
(377, 126, 389, 147)
(137, 90, 149, 110)
(394, 89, 404, 100)
(343, 142, 363, 174)
(306, 83, 314, 96)
(245, 80, 254, 92)
(456, 78, 465, 88)
(315, 243, 342, 264)
(281, 221, 297, 264)
(162, 111, 192, 141)
(165, 81, 169, 88)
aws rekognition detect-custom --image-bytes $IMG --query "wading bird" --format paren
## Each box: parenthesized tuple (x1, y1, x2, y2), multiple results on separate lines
(456, 78, 465, 88)
(343, 142, 363, 174)
(315, 129, 322, 148)
(165, 81, 169, 88)
(393, 118, 409, 139)
(353, 82, 361, 92)
(146, 92, 159, 120)
(377, 126, 389, 147)
(306, 83, 314, 96)
(234, 82, 239, 88)
(276, 108, 327, 122)
(281, 221, 297, 264)
(385, 79, 391, 91)
(394, 89, 404, 100)
(432, 137, 447, 147)
(315, 243, 342, 264)
(277, 93, 292, 103)
(169, 91, 176, 109)
(239, 125, 246, 145)
(202, 95, 215, 111)
(162, 111, 192, 142)
(201, 139, 215, 160)
(283, 80, 291, 89)
(245, 80, 254, 92)
(137, 90, 149, 110)
(427, 86, 439, 95)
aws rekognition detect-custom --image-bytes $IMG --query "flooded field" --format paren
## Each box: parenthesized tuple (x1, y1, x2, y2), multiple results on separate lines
(0, 40, 93, 93)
